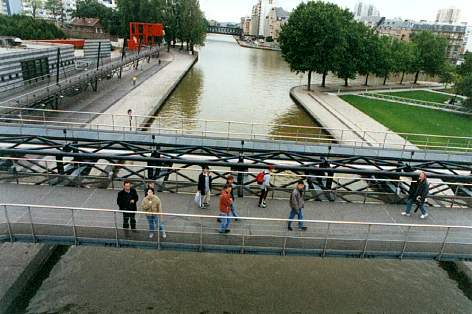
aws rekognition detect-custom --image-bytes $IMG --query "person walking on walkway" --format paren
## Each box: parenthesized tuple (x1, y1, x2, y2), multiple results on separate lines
(140, 188, 166, 239)
(288, 180, 308, 231)
(117, 180, 139, 230)
(197, 165, 212, 208)
(258, 165, 273, 208)
(402, 171, 429, 219)
(219, 184, 233, 233)
(226, 175, 239, 220)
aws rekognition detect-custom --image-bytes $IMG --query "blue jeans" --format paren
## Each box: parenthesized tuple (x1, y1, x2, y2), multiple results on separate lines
(405, 198, 427, 215)
(147, 215, 165, 234)
(288, 208, 304, 229)
(219, 213, 231, 232)
(231, 203, 239, 219)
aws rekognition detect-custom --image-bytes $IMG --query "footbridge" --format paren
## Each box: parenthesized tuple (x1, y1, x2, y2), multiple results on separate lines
(1, 185, 472, 261)
(207, 26, 243, 36)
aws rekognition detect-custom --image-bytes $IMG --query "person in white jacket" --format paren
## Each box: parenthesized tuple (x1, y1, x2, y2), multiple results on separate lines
(258, 165, 273, 208)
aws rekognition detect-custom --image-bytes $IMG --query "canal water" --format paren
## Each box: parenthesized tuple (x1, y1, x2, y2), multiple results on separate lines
(23, 34, 472, 313)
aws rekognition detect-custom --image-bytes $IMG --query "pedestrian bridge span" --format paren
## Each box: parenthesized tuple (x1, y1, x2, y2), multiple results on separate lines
(1, 184, 472, 261)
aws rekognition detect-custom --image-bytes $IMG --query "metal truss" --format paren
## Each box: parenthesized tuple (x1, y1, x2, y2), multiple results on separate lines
(0, 133, 471, 208)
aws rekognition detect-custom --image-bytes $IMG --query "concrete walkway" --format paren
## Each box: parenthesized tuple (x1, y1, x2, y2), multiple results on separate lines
(88, 50, 197, 129)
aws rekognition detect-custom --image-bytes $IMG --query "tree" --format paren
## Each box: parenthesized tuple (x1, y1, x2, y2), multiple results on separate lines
(357, 29, 381, 86)
(458, 52, 472, 77)
(391, 40, 416, 84)
(279, 1, 353, 89)
(74, 0, 119, 35)
(0, 15, 66, 39)
(373, 36, 394, 85)
(24, 0, 42, 18)
(45, 0, 65, 25)
(411, 31, 448, 84)
(335, 21, 366, 87)
(456, 74, 472, 108)
(439, 62, 457, 89)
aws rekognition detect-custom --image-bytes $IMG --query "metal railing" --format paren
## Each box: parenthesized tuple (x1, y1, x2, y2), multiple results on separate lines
(1, 157, 471, 208)
(0, 46, 160, 107)
(1, 105, 472, 153)
(2, 203, 472, 260)
(357, 92, 472, 115)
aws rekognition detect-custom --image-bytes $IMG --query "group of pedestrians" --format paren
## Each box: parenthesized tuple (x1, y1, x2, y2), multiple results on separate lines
(116, 167, 430, 238)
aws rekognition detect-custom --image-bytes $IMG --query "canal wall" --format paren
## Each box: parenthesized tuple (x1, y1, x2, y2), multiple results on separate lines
(87, 49, 198, 129)
(0, 243, 56, 313)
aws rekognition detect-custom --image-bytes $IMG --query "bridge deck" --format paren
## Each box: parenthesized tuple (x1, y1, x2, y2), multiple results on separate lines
(1, 184, 472, 260)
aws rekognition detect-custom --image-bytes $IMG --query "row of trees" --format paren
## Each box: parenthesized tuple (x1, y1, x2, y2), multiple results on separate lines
(0, 15, 65, 39)
(279, 2, 449, 89)
(453, 52, 472, 105)
(74, 0, 207, 51)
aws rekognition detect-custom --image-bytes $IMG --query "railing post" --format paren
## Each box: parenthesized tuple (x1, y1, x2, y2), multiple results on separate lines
(70, 208, 78, 246)
(437, 227, 450, 261)
(199, 218, 203, 252)
(282, 236, 287, 256)
(450, 185, 460, 208)
(322, 223, 330, 257)
(361, 224, 371, 258)
(157, 214, 161, 250)
(27, 206, 36, 243)
(240, 229, 245, 254)
(400, 226, 411, 260)
(113, 211, 119, 248)
(3, 205, 13, 242)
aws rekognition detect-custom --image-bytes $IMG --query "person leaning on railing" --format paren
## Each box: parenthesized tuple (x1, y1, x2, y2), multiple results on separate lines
(402, 171, 429, 219)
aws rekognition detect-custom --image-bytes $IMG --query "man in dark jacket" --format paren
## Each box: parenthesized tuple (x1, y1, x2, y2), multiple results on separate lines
(117, 180, 139, 229)
(197, 166, 212, 208)
(402, 171, 429, 219)
(288, 180, 308, 231)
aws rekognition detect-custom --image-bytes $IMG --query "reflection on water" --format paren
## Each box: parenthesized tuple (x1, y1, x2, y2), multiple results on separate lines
(155, 34, 317, 138)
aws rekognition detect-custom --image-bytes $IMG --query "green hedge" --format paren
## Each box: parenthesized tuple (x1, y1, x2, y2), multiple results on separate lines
(0, 15, 66, 40)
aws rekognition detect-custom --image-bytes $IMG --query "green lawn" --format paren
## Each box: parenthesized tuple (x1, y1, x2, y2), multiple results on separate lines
(340, 95, 472, 150)
(381, 90, 451, 104)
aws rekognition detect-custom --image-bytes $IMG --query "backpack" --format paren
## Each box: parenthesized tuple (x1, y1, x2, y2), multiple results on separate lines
(256, 171, 265, 185)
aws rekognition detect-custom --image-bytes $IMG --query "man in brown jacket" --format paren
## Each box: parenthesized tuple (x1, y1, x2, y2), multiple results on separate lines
(288, 180, 308, 231)
(219, 184, 233, 234)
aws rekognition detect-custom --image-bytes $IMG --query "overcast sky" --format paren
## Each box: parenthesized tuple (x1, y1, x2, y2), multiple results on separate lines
(200, 0, 472, 25)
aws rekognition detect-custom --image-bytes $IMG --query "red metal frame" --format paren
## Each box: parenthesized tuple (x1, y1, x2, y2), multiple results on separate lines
(128, 22, 164, 50)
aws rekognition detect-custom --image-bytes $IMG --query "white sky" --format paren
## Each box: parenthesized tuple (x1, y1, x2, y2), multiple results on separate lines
(200, 0, 472, 25)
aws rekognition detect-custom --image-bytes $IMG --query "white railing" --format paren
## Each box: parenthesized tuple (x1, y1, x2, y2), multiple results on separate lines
(1, 105, 472, 153)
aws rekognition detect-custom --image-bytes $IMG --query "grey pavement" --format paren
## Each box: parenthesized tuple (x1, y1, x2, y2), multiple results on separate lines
(1, 183, 472, 259)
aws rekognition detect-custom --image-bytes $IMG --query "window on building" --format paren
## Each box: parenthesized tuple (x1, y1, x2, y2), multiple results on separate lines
(21, 57, 50, 82)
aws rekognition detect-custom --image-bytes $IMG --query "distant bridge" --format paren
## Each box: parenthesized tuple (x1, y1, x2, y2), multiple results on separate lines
(207, 25, 243, 36)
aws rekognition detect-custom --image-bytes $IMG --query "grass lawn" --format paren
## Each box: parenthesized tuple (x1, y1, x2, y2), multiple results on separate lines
(340, 95, 472, 150)
(381, 90, 451, 104)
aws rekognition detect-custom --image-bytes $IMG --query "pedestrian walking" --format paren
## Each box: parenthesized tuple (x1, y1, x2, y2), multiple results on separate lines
(140, 188, 166, 239)
(257, 165, 272, 208)
(288, 180, 308, 231)
(402, 171, 430, 219)
(219, 184, 233, 233)
(197, 165, 212, 208)
(117, 180, 139, 230)
(226, 175, 239, 221)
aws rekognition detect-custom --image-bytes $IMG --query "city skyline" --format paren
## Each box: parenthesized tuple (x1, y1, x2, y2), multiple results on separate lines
(200, 0, 472, 25)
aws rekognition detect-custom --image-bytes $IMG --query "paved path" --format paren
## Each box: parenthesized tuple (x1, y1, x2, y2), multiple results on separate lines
(88, 50, 197, 129)
(1, 184, 472, 260)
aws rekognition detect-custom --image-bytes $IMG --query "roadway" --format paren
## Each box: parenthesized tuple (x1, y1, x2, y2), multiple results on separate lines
(1, 183, 472, 260)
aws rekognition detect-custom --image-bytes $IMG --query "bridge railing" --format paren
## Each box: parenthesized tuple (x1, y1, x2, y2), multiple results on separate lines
(1, 157, 471, 208)
(2, 203, 472, 260)
(0, 105, 472, 154)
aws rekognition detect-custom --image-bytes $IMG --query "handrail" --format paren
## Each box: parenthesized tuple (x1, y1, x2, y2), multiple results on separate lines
(1, 104, 472, 143)
(2, 203, 472, 230)
(2, 156, 472, 187)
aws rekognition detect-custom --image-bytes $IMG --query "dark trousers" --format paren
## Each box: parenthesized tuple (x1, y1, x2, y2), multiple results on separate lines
(259, 188, 268, 205)
(123, 212, 136, 229)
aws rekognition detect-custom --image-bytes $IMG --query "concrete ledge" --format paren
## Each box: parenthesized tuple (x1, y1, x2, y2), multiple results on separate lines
(455, 261, 472, 285)
(0, 243, 56, 314)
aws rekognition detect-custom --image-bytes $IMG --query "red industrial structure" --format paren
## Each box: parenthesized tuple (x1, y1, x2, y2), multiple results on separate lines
(128, 22, 164, 50)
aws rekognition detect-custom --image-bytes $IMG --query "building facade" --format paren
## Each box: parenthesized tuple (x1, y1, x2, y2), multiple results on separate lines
(412, 22, 467, 62)
(377, 18, 414, 41)
(258, 0, 276, 37)
(263, 7, 288, 41)
(353, 1, 380, 19)
(249, 1, 261, 37)
(0, 39, 75, 92)
(1, 0, 22, 15)
(66, 17, 109, 39)
(436, 7, 460, 24)
(240, 16, 251, 36)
